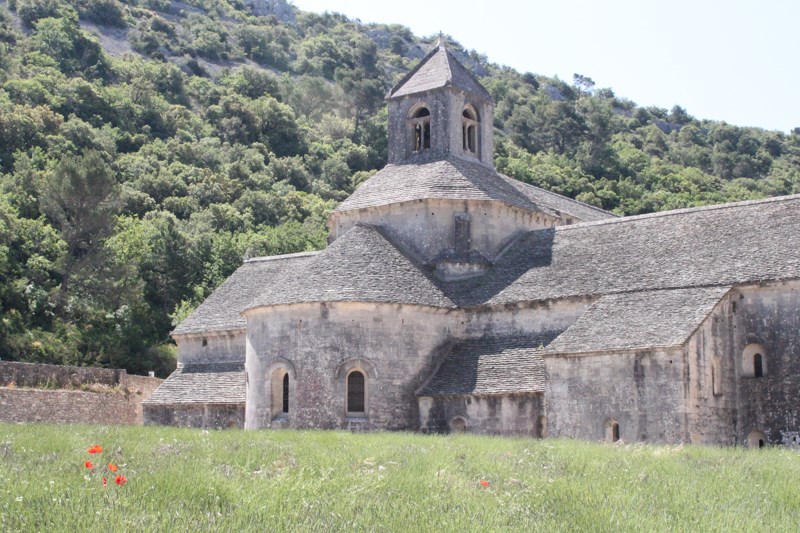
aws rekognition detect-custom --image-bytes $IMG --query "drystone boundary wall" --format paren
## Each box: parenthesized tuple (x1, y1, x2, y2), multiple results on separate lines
(0, 361, 120, 388)
(0, 389, 136, 425)
(0, 361, 162, 425)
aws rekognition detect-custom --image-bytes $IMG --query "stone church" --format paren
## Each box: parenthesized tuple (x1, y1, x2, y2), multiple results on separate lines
(144, 43, 800, 447)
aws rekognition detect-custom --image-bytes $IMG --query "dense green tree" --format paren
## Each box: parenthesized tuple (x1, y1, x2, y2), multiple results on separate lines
(38, 150, 119, 309)
(28, 8, 109, 78)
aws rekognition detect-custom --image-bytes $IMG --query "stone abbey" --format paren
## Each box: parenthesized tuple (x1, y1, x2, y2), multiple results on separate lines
(144, 42, 800, 447)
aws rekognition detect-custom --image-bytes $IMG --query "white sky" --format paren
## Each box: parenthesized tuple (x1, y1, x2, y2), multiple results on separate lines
(290, 0, 799, 132)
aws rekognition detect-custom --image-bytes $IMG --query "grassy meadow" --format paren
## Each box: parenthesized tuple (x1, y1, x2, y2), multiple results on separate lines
(0, 424, 798, 532)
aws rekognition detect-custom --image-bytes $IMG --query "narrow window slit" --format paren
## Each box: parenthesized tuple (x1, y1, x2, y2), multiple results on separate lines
(282, 373, 289, 414)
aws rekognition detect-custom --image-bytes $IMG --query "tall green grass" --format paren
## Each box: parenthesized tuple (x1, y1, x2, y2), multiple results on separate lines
(0, 424, 797, 532)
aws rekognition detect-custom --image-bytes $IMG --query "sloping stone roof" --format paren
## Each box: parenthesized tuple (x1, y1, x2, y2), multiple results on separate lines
(173, 252, 317, 336)
(499, 175, 616, 223)
(419, 334, 557, 396)
(334, 158, 544, 214)
(142, 363, 244, 405)
(445, 194, 800, 307)
(245, 223, 455, 310)
(543, 286, 731, 355)
(387, 44, 492, 101)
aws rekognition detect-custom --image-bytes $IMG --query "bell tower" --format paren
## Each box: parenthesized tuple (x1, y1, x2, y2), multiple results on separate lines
(327, 40, 597, 279)
(385, 39, 495, 166)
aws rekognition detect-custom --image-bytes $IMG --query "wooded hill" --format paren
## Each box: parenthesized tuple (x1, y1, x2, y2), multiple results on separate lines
(0, 0, 798, 374)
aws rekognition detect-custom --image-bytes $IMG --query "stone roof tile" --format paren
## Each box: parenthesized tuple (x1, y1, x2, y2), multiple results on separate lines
(387, 45, 492, 101)
(444, 194, 800, 306)
(334, 158, 542, 213)
(543, 286, 731, 355)
(142, 363, 244, 405)
(498, 175, 616, 222)
(173, 252, 317, 336)
(419, 334, 557, 396)
(246, 224, 455, 310)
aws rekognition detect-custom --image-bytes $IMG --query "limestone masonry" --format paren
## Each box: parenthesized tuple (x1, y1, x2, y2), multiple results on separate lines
(1, 361, 162, 425)
(144, 43, 800, 447)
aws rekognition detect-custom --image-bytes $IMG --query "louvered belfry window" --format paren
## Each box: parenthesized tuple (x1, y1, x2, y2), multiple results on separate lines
(347, 371, 365, 414)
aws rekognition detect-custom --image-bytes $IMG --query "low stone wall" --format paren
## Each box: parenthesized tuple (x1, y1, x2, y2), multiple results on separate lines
(0, 388, 136, 425)
(0, 361, 121, 388)
(0, 361, 163, 425)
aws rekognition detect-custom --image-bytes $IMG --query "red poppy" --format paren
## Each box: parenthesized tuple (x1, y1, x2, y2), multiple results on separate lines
(114, 475, 126, 486)
(84, 460, 94, 469)
(108, 463, 118, 473)
(87, 445, 103, 454)
(480, 479, 490, 488)
(102, 477, 107, 487)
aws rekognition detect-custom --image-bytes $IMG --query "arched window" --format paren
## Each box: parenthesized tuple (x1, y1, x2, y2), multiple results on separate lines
(409, 106, 431, 153)
(747, 430, 767, 448)
(462, 105, 479, 157)
(268, 359, 295, 421)
(742, 343, 767, 378)
(347, 370, 366, 415)
(282, 373, 289, 414)
(605, 418, 620, 442)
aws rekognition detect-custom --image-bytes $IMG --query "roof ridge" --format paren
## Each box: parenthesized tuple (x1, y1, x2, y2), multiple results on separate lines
(556, 193, 800, 231)
(334, 157, 541, 214)
(245, 251, 320, 263)
(501, 175, 618, 217)
(444, 48, 492, 102)
(385, 44, 441, 99)
(442, 46, 454, 84)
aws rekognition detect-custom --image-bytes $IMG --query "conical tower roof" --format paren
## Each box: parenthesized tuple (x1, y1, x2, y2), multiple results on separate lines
(386, 42, 492, 102)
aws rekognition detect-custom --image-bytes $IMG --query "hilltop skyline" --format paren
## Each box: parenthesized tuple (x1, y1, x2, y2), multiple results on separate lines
(292, 0, 799, 133)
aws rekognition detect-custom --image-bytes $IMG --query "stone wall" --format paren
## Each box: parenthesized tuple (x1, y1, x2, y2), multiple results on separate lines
(681, 281, 800, 446)
(143, 404, 243, 429)
(330, 198, 557, 266)
(124, 374, 166, 424)
(418, 394, 545, 436)
(732, 281, 800, 445)
(386, 90, 493, 165)
(540, 281, 800, 446)
(0, 361, 120, 388)
(174, 330, 246, 366)
(544, 348, 687, 443)
(245, 302, 457, 430)
(0, 388, 137, 425)
(0, 362, 162, 425)
(462, 299, 590, 339)
(682, 292, 737, 445)
(243, 298, 588, 433)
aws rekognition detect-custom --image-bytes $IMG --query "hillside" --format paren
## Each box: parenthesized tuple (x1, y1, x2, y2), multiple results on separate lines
(0, 0, 798, 373)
